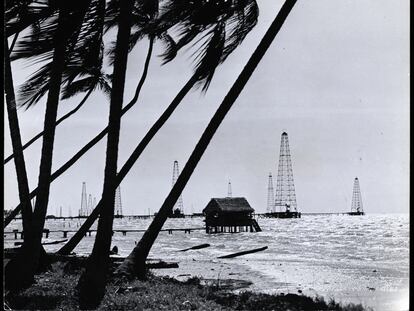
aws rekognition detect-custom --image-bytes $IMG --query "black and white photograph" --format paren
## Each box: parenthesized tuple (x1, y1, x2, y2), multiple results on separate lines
(4, 0, 409, 310)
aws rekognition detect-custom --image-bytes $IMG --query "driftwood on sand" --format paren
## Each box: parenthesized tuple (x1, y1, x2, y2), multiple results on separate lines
(179, 243, 211, 252)
(217, 246, 268, 259)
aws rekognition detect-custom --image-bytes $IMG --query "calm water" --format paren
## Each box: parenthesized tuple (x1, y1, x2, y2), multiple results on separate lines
(5, 213, 409, 311)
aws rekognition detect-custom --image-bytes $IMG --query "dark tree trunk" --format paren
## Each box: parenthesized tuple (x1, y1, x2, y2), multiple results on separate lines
(58, 73, 197, 255)
(116, 0, 298, 279)
(4, 37, 33, 239)
(4, 7, 69, 291)
(4, 38, 155, 229)
(4, 88, 93, 164)
(77, 0, 133, 308)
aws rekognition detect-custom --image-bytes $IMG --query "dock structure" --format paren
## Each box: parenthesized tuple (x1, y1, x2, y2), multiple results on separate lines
(203, 197, 262, 234)
(4, 227, 205, 239)
(263, 211, 301, 218)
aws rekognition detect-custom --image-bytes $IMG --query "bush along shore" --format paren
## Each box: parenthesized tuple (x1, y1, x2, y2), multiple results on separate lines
(4, 259, 371, 311)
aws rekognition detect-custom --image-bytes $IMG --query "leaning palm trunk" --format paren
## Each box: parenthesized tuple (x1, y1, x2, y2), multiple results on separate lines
(4, 38, 154, 229)
(77, 0, 133, 308)
(4, 37, 33, 239)
(4, 88, 93, 164)
(117, 0, 298, 279)
(5, 7, 71, 291)
(58, 74, 197, 255)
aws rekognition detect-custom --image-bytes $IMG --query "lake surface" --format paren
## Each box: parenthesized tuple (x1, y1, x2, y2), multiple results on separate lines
(5, 213, 409, 311)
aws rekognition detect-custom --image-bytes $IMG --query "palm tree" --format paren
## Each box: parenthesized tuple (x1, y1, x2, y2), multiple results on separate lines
(57, 0, 260, 256)
(3, 70, 111, 165)
(5, 0, 95, 291)
(117, 0, 298, 279)
(77, 0, 134, 307)
(3, 0, 160, 229)
(5, 0, 57, 38)
(4, 37, 33, 247)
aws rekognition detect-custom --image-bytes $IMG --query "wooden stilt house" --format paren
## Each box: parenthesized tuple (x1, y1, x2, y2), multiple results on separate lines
(203, 197, 261, 234)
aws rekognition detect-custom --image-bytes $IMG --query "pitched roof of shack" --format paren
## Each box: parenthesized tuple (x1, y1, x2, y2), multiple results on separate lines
(203, 197, 254, 214)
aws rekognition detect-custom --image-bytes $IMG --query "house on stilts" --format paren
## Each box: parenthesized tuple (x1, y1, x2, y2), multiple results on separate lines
(202, 197, 262, 234)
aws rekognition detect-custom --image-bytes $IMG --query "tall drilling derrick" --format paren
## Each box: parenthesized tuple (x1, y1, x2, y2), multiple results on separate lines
(59, 206, 63, 218)
(274, 132, 298, 212)
(115, 186, 123, 216)
(80, 182, 87, 216)
(227, 180, 232, 197)
(267, 173, 275, 212)
(172, 160, 184, 213)
(87, 194, 93, 216)
(351, 177, 364, 213)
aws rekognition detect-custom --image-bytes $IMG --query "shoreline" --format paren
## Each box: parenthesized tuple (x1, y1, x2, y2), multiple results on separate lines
(5, 260, 369, 311)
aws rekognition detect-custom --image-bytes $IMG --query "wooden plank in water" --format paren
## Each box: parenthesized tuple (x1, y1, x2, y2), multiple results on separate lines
(217, 246, 268, 259)
(14, 239, 68, 246)
(179, 243, 211, 252)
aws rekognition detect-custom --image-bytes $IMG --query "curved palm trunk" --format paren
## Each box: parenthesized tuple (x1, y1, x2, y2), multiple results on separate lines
(117, 0, 298, 279)
(77, 1, 133, 308)
(4, 38, 154, 229)
(4, 37, 33, 238)
(5, 8, 69, 291)
(58, 73, 197, 255)
(4, 88, 93, 164)
(9, 32, 19, 54)
(3, 43, 152, 228)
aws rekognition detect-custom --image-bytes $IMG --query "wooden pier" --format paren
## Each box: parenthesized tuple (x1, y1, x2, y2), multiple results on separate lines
(4, 227, 206, 239)
(259, 211, 301, 218)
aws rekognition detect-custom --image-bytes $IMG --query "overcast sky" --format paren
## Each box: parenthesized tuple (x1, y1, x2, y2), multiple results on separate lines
(5, 0, 410, 216)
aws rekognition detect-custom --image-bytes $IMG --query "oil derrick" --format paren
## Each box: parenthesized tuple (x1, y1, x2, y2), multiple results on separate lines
(80, 182, 87, 216)
(267, 173, 275, 212)
(59, 206, 63, 218)
(172, 160, 184, 214)
(68, 206, 72, 217)
(274, 132, 297, 212)
(87, 194, 93, 216)
(351, 177, 364, 213)
(227, 180, 232, 197)
(115, 186, 123, 217)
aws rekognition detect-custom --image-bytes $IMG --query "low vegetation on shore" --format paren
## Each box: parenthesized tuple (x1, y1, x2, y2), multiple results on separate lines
(5, 261, 369, 311)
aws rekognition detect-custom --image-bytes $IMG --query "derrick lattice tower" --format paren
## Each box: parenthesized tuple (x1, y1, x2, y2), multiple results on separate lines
(227, 180, 232, 197)
(274, 132, 297, 212)
(172, 160, 184, 213)
(87, 194, 93, 216)
(351, 177, 363, 213)
(267, 173, 275, 212)
(80, 182, 87, 216)
(115, 186, 123, 216)
(59, 206, 62, 218)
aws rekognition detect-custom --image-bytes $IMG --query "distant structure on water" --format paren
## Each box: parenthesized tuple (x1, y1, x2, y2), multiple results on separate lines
(78, 182, 98, 217)
(265, 132, 300, 218)
(349, 177, 365, 216)
(79, 182, 88, 217)
(267, 173, 275, 212)
(203, 197, 261, 233)
(115, 186, 123, 217)
(170, 160, 185, 218)
(227, 180, 232, 197)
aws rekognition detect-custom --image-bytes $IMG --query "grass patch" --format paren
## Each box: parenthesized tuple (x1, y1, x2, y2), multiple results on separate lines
(5, 262, 370, 310)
